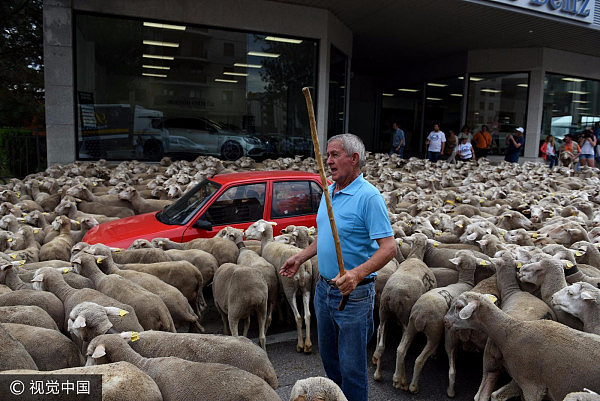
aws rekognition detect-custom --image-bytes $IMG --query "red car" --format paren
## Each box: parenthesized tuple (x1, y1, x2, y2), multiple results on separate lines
(83, 170, 324, 248)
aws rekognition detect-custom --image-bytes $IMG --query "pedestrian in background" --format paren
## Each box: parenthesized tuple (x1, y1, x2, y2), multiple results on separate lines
(280, 133, 396, 401)
(579, 127, 597, 168)
(388, 122, 405, 158)
(425, 123, 446, 163)
(540, 135, 557, 168)
(504, 126, 525, 163)
(472, 125, 492, 159)
(457, 133, 474, 161)
(443, 129, 458, 163)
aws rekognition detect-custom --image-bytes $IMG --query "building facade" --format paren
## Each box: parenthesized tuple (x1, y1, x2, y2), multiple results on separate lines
(44, 0, 600, 164)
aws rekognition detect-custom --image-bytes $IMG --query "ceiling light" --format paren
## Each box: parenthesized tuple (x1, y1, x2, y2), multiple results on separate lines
(215, 78, 238, 83)
(144, 40, 179, 48)
(427, 83, 448, 87)
(562, 77, 585, 82)
(552, 110, 560, 112)
(234, 63, 262, 68)
(382, 93, 394, 97)
(143, 22, 186, 31)
(142, 73, 167, 78)
(480, 89, 502, 93)
(247, 51, 280, 58)
(568, 90, 589, 95)
(143, 54, 174, 60)
(458, 76, 464, 80)
(398, 88, 419, 92)
(426, 97, 443, 101)
(573, 100, 588, 103)
(143, 65, 170, 70)
(576, 107, 589, 110)
(450, 93, 463, 97)
(517, 84, 528, 88)
(265, 36, 303, 44)
(469, 77, 484, 81)
(223, 72, 248, 77)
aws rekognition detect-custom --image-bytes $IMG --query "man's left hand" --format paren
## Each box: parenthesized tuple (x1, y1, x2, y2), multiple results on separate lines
(332, 269, 361, 295)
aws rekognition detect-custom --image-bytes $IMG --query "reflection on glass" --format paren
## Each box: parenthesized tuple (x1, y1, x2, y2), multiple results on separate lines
(75, 14, 318, 161)
(466, 72, 529, 155)
(328, 46, 347, 139)
(158, 179, 220, 225)
(380, 85, 421, 156)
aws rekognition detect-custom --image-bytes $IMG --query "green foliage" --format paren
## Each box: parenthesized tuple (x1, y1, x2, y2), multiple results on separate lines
(0, 0, 44, 128)
(0, 128, 46, 179)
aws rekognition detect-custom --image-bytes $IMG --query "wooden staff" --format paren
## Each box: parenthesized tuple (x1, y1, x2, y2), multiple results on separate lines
(302, 87, 349, 311)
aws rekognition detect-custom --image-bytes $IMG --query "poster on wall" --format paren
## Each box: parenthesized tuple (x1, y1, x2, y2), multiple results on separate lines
(78, 91, 97, 131)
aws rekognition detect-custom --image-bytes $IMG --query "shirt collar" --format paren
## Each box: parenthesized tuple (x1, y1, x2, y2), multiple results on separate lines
(330, 173, 365, 196)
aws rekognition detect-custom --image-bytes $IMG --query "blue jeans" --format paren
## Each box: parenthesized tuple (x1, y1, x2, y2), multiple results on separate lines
(389, 146, 404, 158)
(547, 154, 558, 168)
(427, 151, 440, 162)
(314, 277, 375, 401)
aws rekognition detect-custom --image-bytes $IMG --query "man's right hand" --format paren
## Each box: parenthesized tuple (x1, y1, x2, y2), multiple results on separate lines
(280, 256, 301, 278)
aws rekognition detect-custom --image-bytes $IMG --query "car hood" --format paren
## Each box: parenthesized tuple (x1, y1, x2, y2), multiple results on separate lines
(82, 212, 185, 248)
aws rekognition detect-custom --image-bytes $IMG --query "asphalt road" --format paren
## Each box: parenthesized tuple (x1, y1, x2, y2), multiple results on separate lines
(201, 291, 498, 401)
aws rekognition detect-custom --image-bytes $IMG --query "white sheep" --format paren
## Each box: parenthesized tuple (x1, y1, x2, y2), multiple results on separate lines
(552, 282, 600, 335)
(0, 305, 59, 331)
(289, 377, 348, 401)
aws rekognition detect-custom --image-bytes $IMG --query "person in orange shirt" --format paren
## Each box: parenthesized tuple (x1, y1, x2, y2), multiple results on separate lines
(472, 125, 492, 159)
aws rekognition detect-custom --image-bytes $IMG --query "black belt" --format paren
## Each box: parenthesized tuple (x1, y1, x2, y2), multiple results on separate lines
(320, 275, 375, 288)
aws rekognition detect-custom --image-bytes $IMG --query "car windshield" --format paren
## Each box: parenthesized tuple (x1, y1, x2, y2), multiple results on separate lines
(157, 179, 220, 225)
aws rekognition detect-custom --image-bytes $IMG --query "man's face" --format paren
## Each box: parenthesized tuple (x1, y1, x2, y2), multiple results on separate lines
(433, 124, 440, 132)
(326, 140, 354, 182)
(393, 123, 398, 130)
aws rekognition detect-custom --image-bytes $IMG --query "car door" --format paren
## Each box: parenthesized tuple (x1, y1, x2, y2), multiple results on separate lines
(269, 179, 322, 234)
(181, 182, 267, 240)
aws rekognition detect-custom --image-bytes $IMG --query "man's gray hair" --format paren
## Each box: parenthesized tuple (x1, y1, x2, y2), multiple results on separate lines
(328, 133, 366, 168)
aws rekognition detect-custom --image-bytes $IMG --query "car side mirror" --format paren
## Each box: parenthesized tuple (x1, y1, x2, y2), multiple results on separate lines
(193, 219, 212, 231)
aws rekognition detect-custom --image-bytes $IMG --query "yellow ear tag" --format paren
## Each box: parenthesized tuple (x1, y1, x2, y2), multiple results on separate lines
(18, 260, 25, 266)
(572, 212, 577, 216)
(485, 294, 498, 303)
(33, 229, 39, 234)
(549, 213, 554, 217)
(398, 240, 402, 245)
(575, 251, 582, 257)
(62, 268, 70, 274)
(43, 212, 48, 215)
(479, 199, 484, 203)
(7, 238, 13, 242)
(75, 198, 82, 203)
(565, 261, 574, 269)
(458, 224, 463, 228)
(597, 243, 600, 248)
(10, 254, 17, 259)
(16, 192, 20, 198)
(436, 231, 442, 236)
(96, 257, 104, 264)
(119, 310, 128, 318)
(445, 200, 454, 205)
(456, 196, 462, 201)
(517, 262, 523, 268)
(427, 206, 432, 211)
(115, 248, 121, 253)
(130, 332, 140, 342)
(501, 230, 506, 236)
(479, 260, 488, 266)
(433, 241, 439, 247)
(434, 220, 440, 225)
(93, 183, 97, 187)
(532, 233, 538, 238)
(75, 220, 80, 224)
(407, 222, 412, 227)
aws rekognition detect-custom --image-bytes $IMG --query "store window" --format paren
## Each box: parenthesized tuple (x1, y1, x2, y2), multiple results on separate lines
(541, 73, 600, 146)
(74, 14, 318, 161)
(328, 46, 348, 139)
(423, 76, 464, 138)
(465, 73, 529, 156)
(380, 85, 422, 156)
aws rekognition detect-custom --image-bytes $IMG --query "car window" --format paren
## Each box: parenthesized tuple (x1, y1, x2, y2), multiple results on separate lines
(271, 180, 322, 218)
(203, 183, 266, 226)
(157, 179, 220, 225)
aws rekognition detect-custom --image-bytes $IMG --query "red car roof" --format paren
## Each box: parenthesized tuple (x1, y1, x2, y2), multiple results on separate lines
(208, 170, 321, 185)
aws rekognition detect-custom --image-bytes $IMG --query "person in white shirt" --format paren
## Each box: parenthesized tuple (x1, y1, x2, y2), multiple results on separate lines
(457, 133, 474, 161)
(425, 123, 446, 163)
(579, 128, 597, 168)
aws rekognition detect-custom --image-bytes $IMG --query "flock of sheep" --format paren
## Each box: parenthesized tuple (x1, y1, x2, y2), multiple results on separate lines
(0, 152, 600, 401)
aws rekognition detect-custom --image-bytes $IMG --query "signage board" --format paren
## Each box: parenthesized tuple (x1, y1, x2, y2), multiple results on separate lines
(481, 0, 595, 23)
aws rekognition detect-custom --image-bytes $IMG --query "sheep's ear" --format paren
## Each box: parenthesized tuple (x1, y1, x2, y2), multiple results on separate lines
(574, 249, 586, 257)
(31, 273, 44, 282)
(581, 291, 596, 302)
(467, 232, 478, 241)
(459, 300, 478, 320)
(104, 306, 127, 317)
(449, 257, 460, 266)
(269, 221, 277, 226)
(72, 315, 87, 329)
(91, 344, 106, 359)
(477, 239, 487, 246)
(292, 395, 307, 401)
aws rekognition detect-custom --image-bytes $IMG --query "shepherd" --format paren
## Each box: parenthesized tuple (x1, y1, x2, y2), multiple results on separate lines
(280, 88, 396, 401)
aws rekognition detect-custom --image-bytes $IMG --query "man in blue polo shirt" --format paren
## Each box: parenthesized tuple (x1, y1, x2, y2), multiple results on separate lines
(280, 133, 396, 401)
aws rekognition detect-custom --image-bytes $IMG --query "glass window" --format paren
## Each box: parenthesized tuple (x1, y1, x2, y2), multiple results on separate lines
(157, 179, 220, 225)
(380, 85, 422, 157)
(271, 180, 322, 218)
(328, 45, 348, 139)
(203, 183, 266, 225)
(541, 73, 600, 147)
(465, 73, 529, 156)
(423, 76, 464, 139)
(74, 14, 318, 161)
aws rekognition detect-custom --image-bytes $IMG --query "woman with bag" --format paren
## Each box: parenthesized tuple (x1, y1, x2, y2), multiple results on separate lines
(540, 135, 557, 168)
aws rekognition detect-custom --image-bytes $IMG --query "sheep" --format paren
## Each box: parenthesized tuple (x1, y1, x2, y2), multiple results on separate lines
(164, 248, 218, 285)
(0, 321, 38, 370)
(31, 266, 143, 333)
(443, 291, 600, 401)
(39, 215, 75, 261)
(289, 377, 348, 401)
(393, 250, 478, 393)
(552, 282, 600, 335)
(424, 240, 495, 283)
(109, 246, 171, 264)
(563, 389, 600, 401)
(86, 249, 204, 332)
(10, 225, 40, 263)
(54, 198, 119, 225)
(517, 258, 584, 330)
(16, 265, 94, 290)
(372, 233, 436, 382)
(114, 330, 278, 388)
(0, 305, 59, 330)
(474, 251, 556, 401)
(0, 289, 64, 331)
(213, 262, 269, 350)
(118, 186, 172, 214)
(86, 334, 281, 401)
(73, 253, 176, 332)
(152, 236, 239, 266)
(65, 184, 133, 209)
(245, 219, 313, 353)
(1, 361, 163, 401)
(2, 323, 83, 370)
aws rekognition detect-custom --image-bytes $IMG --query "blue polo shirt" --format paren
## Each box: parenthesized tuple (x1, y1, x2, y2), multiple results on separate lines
(317, 174, 393, 280)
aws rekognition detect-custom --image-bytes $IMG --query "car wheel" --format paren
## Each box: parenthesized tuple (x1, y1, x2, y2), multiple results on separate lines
(221, 140, 243, 160)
